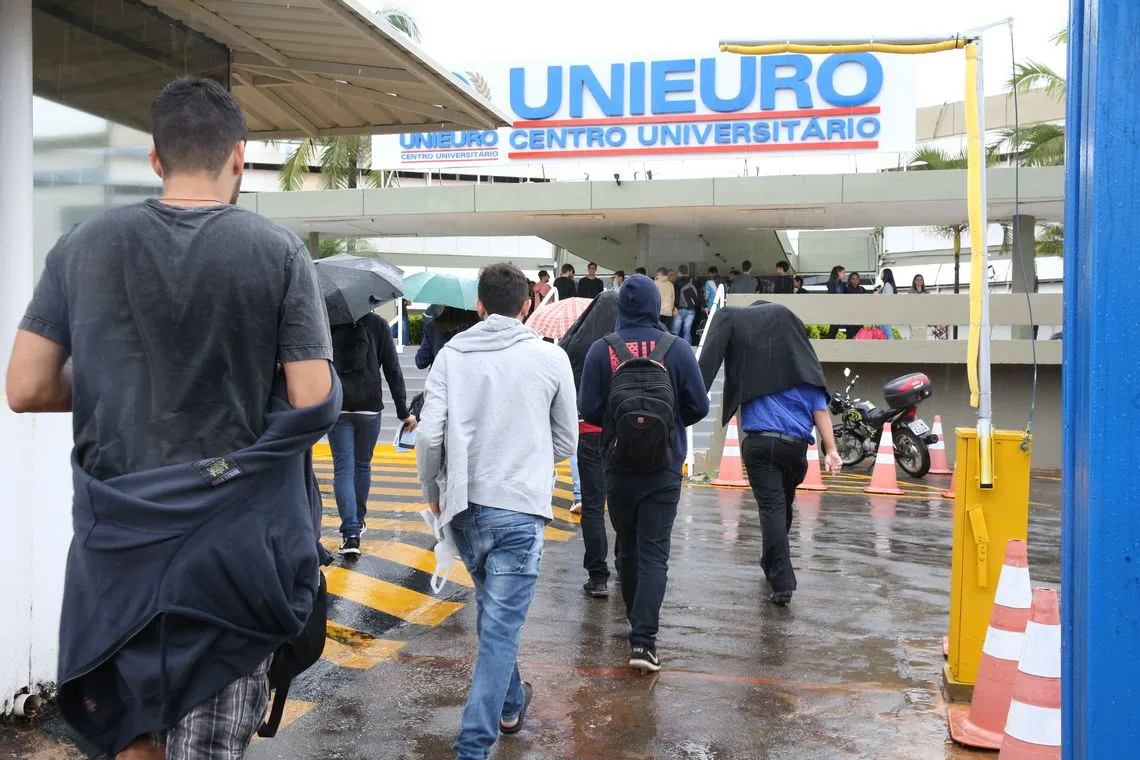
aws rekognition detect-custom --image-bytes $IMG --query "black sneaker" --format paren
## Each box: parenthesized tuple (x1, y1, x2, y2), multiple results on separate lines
(770, 590, 793, 606)
(359, 520, 367, 535)
(582, 579, 609, 599)
(629, 645, 661, 673)
(339, 536, 361, 556)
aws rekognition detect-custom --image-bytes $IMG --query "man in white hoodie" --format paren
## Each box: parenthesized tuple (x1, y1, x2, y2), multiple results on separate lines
(417, 263, 578, 760)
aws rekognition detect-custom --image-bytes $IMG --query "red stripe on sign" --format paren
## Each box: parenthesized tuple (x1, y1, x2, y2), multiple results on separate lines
(513, 105, 880, 129)
(509, 141, 879, 161)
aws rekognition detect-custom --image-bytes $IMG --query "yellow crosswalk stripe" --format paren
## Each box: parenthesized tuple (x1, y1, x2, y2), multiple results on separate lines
(313, 470, 422, 484)
(552, 505, 580, 523)
(321, 496, 426, 513)
(545, 525, 574, 542)
(252, 699, 316, 739)
(321, 621, 406, 669)
(323, 566, 462, 626)
(322, 515, 432, 535)
(359, 540, 475, 587)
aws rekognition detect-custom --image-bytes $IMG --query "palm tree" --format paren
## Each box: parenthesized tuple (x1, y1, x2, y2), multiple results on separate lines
(279, 5, 421, 257)
(1005, 28, 1067, 170)
(1036, 224, 1064, 255)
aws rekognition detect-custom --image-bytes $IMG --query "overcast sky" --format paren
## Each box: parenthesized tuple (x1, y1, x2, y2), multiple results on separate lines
(364, 0, 1069, 107)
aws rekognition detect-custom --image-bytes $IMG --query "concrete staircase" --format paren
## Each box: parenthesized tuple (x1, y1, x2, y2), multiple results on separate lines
(388, 344, 724, 463)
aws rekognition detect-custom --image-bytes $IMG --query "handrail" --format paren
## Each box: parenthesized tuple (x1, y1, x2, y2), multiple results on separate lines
(686, 283, 726, 474)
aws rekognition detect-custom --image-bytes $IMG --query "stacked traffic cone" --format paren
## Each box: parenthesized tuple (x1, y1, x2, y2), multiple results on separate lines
(712, 417, 749, 488)
(928, 415, 953, 474)
(948, 539, 1034, 749)
(999, 588, 1061, 759)
(864, 423, 904, 496)
(797, 429, 828, 492)
(942, 464, 957, 499)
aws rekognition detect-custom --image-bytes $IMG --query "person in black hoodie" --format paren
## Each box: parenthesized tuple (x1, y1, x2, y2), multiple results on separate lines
(553, 263, 578, 300)
(330, 311, 418, 556)
(578, 275, 709, 673)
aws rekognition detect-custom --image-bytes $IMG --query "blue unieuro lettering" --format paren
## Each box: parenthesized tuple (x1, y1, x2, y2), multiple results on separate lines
(509, 129, 528, 149)
(801, 117, 825, 141)
(760, 54, 813, 110)
(511, 66, 561, 120)
(651, 59, 696, 114)
(605, 127, 627, 146)
(826, 118, 847, 139)
(629, 62, 647, 116)
(816, 53, 884, 107)
(752, 122, 771, 143)
(701, 57, 755, 112)
(569, 64, 624, 118)
(857, 117, 881, 138)
(638, 125, 658, 145)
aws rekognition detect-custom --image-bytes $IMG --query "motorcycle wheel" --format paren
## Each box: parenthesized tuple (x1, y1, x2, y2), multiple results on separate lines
(835, 429, 865, 468)
(895, 428, 931, 478)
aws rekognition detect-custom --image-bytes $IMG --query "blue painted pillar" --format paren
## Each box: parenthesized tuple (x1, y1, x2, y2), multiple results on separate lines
(1063, 0, 1140, 755)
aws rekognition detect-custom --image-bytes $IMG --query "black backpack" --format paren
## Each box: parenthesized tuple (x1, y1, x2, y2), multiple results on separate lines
(332, 321, 383, 412)
(679, 279, 701, 310)
(258, 570, 326, 737)
(603, 333, 678, 472)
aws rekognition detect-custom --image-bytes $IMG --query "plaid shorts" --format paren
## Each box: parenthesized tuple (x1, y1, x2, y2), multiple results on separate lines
(156, 658, 271, 759)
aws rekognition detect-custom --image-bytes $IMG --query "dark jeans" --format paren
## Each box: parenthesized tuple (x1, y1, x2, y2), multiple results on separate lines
(577, 432, 609, 583)
(606, 470, 682, 648)
(327, 413, 382, 537)
(659, 314, 674, 332)
(741, 435, 809, 594)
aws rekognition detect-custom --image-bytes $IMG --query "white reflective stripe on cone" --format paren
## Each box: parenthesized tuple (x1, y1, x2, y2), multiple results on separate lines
(875, 453, 895, 465)
(724, 447, 741, 457)
(806, 447, 819, 461)
(1004, 701, 1062, 746)
(993, 566, 1033, 609)
(982, 626, 1025, 661)
(930, 440, 946, 450)
(1018, 622, 1062, 679)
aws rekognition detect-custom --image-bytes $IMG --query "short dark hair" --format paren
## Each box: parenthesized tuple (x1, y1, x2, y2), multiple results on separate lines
(776, 261, 790, 273)
(561, 263, 574, 275)
(151, 77, 247, 175)
(587, 262, 598, 269)
(614, 270, 625, 278)
(793, 275, 804, 285)
(635, 267, 647, 275)
(707, 266, 719, 275)
(656, 267, 668, 275)
(679, 264, 689, 275)
(537, 270, 549, 279)
(479, 263, 530, 317)
(742, 260, 753, 271)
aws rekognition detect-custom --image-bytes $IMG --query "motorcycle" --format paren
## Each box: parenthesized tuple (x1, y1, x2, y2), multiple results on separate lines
(829, 368, 940, 478)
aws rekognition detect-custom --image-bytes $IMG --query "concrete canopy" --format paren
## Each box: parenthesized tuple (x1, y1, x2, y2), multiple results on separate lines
(32, 0, 509, 139)
(242, 166, 1064, 272)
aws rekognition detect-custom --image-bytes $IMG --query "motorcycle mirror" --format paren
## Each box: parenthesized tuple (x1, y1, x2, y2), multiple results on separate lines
(844, 367, 851, 378)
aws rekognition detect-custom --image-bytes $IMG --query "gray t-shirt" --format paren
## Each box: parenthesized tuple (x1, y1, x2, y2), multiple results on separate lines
(20, 200, 333, 480)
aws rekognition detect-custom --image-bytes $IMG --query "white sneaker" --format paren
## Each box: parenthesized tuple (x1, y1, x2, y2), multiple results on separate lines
(570, 502, 583, 515)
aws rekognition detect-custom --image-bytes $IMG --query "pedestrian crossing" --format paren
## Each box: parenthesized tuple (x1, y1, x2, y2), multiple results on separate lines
(302, 447, 579, 697)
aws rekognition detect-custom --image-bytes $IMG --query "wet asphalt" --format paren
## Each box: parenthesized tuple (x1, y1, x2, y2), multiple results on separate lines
(2, 470, 1061, 760)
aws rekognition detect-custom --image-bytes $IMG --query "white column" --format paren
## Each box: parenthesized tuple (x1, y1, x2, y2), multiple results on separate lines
(0, 0, 34, 378)
(0, 0, 37, 713)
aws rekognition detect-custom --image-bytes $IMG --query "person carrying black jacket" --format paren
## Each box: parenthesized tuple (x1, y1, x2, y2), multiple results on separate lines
(330, 312, 417, 556)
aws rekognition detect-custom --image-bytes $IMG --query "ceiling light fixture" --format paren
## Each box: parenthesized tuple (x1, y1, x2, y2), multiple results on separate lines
(601, 236, 622, 246)
(526, 213, 606, 220)
(737, 206, 826, 214)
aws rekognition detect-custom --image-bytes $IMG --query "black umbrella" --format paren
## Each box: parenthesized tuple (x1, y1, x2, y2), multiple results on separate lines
(313, 253, 403, 325)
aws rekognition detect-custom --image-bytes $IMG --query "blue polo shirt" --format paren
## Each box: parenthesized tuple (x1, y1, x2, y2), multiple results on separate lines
(741, 383, 828, 441)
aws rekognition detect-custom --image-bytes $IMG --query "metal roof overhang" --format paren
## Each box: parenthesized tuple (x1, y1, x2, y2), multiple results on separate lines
(240, 167, 1065, 269)
(32, 0, 510, 138)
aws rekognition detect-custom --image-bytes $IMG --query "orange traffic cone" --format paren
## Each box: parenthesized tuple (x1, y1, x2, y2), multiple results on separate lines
(942, 464, 957, 499)
(797, 429, 828, 492)
(712, 417, 749, 488)
(864, 423, 904, 496)
(928, 415, 953, 474)
(999, 588, 1061, 759)
(948, 539, 1034, 749)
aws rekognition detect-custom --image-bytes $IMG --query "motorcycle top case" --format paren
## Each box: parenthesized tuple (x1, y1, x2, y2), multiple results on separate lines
(882, 373, 932, 409)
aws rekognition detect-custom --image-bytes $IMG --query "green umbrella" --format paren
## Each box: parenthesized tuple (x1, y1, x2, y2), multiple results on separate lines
(404, 272, 479, 310)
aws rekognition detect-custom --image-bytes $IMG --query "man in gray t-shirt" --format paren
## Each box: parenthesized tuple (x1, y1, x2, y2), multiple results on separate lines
(6, 77, 333, 759)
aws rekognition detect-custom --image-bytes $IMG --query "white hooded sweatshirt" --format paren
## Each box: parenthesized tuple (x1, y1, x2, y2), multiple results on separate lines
(416, 314, 578, 529)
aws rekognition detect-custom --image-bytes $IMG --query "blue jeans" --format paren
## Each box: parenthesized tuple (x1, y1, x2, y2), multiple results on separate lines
(672, 308, 696, 343)
(450, 505, 545, 760)
(882, 324, 894, 340)
(327, 413, 381, 537)
(569, 455, 582, 501)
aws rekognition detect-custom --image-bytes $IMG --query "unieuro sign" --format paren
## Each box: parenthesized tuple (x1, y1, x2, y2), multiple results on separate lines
(374, 52, 915, 168)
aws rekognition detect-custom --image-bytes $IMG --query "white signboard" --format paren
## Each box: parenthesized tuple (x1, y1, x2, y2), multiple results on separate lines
(375, 51, 915, 169)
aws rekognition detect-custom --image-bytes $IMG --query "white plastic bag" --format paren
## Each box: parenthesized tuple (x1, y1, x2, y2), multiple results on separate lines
(420, 508, 460, 595)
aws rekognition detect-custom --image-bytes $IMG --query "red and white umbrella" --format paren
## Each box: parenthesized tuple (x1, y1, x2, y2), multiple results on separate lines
(528, 297, 593, 339)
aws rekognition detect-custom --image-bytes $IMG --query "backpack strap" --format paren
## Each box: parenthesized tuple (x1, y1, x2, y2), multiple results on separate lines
(257, 681, 290, 738)
(604, 333, 636, 364)
(647, 333, 678, 364)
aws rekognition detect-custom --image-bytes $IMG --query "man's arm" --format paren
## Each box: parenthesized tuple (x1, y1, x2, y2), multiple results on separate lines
(671, 341, 711, 428)
(577, 341, 609, 427)
(550, 352, 579, 462)
(279, 247, 333, 408)
(812, 407, 843, 475)
(697, 309, 730, 391)
(416, 351, 448, 513)
(6, 331, 72, 413)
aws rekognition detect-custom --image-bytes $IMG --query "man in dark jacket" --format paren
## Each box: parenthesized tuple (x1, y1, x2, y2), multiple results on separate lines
(6, 78, 334, 758)
(553, 263, 577, 300)
(576, 262, 605, 299)
(699, 302, 842, 606)
(773, 261, 795, 294)
(330, 311, 418, 556)
(578, 275, 709, 673)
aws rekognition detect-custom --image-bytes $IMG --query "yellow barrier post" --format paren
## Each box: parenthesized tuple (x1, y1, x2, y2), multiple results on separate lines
(944, 427, 1031, 701)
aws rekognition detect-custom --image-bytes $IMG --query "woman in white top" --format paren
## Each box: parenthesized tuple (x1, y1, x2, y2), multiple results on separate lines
(877, 268, 897, 339)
